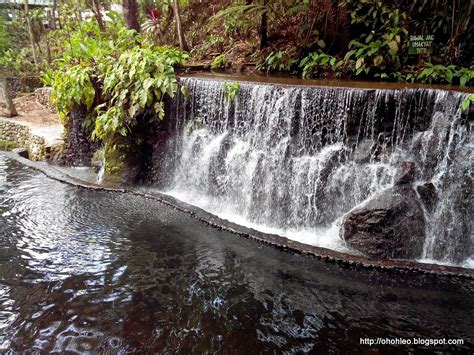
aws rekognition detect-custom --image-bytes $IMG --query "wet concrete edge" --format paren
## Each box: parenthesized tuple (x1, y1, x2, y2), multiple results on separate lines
(178, 73, 474, 94)
(4, 149, 474, 281)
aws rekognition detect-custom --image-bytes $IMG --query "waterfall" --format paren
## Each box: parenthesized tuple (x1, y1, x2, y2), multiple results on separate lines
(154, 77, 472, 266)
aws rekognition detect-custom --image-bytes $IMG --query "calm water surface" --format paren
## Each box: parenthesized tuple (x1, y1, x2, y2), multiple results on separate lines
(0, 153, 473, 353)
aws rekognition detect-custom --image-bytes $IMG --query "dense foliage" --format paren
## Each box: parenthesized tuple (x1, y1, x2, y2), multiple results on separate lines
(94, 46, 186, 141)
(0, 0, 472, 176)
(25, 7, 189, 176)
(1, 0, 472, 85)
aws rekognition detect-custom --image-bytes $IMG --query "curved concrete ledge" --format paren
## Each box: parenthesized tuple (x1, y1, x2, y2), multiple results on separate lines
(4, 149, 474, 280)
(179, 73, 474, 93)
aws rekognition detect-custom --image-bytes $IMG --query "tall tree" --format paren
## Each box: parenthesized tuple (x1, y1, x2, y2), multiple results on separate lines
(123, 0, 141, 32)
(260, 0, 268, 49)
(0, 76, 17, 117)
(172, 0, 189, 51)
(24, 0, 39, 70)
(86, 0, 106, 32)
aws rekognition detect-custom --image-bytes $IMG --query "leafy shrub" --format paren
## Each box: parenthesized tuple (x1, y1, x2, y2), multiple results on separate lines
(93, 47, 181, 141)
(299, 51, 343, 78)
(0, 48, 39, 76)
(211, 54, 229, 70)
(257, 51, 296, 73)
(415, 64, 458, 84)
(206, 34, 225, 49)
(341, 0, 408, 77)
(452, 67, 474, 87)
(461, 94, 474, 111)
(223, 12, 254, 39)
(378, 64, 474, 86)
(0, 17, 9, 55)
(50, 64, 96, 124)
(47, 17, 187, 138)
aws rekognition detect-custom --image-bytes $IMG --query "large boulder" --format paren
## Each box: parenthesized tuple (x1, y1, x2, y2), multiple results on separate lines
(340, 162, 425, 260)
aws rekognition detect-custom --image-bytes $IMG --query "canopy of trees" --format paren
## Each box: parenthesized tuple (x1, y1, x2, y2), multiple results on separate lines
(0, 0, 472, 85)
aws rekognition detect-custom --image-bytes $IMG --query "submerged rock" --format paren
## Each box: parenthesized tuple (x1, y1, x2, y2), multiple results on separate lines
(340, 162, 425, 260)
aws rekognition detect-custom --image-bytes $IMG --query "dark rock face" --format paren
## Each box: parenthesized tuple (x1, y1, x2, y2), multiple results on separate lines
(62, 104, 95, 166)
(394, 161, 416, 185)
(416, 182, 438, 212)
(352, 140, 383, 163)
(341, 162, 426, 260)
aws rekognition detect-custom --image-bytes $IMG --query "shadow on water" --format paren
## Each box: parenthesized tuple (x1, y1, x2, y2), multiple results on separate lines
(0, 153, 473, 353)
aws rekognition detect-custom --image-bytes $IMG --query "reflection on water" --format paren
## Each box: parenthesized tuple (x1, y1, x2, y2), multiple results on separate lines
(0, 153, 473, 353)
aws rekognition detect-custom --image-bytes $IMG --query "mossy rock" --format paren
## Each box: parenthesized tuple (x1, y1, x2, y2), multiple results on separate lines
(103, 143, 128, 183)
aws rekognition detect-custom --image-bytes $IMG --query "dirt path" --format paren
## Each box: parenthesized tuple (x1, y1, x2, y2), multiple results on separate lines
(0, 93, 64, 145)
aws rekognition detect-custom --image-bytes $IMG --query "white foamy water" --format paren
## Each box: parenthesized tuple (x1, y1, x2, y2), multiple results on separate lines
(157, 77, 473, 267)
(166, 189, 352, 253)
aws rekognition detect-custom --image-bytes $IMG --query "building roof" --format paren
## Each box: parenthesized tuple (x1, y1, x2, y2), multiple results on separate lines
(0, 0, 54, 7)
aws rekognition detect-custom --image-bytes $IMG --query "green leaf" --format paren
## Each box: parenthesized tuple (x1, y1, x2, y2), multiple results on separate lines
(374, 55, 383, 66)
(181, 85, 190, 98)
(388, 40, 398, 55)
(344, 50, 356, 62)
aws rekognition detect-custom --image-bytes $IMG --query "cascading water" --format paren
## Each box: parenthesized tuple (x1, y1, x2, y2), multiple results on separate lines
(155, 77, 472, 267)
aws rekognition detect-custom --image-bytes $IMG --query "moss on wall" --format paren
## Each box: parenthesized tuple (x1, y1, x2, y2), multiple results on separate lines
(0, 139, 19, 151)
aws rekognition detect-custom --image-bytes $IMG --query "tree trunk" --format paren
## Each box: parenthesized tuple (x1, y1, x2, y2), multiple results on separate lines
(45, 33, 51, 63)
(260, 0, 268, 49)
(24, 0, 39, 69)
(123, 0, 141, 32)
(51, 0, 57, 29)
(88, 0, 106, 32)
(0, 77, 18, 117)
(56, 0, 63, 29)
(172, 0, 189, 51)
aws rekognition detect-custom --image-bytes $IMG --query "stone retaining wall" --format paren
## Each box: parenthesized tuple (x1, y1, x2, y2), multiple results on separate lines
(34, 87, 54, 111)
(0, 119, 47, 161)
(6, 76, 42, 99)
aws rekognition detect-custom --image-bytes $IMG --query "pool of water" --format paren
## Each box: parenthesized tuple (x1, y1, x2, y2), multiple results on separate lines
(0, 152, 473, 353)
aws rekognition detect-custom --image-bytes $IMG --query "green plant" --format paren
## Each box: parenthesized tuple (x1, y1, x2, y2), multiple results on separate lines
(344, 26, 407, 77)
(415, 63, 457, 84)
(50, 64, 96, 124)
(461, 94, 474, 111)
(299, 51, 343, 78)
(375, 64, 474, 85)
(257, 51, 296, 73)
(411, 63, 473, 85)
(223, 82, 240, 103)
(222, 10, 254, 38)
(341, 0, 408, 77)
(93, 46, 181, 141)
(45, 15, 188, 180)
(40, 69, 55, 87)
(455, 67, 474, 87)
(211, 54, 229, 70)
(0, 17, 9, 55)
(0, 48, 37, 76)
